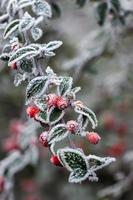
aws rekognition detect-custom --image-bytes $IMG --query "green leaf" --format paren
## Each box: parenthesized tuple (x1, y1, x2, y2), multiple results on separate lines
(58, 77, 73, 96)
(111, 0, 121, 12)
(69, 168, 88, 183)
(57, 148, 89, 183)
(26, 76, 47, 103)
(31, 27, 43, 41)
(74, 105, 98, 129)
(35, 110, 48, 124)
(34, 98, 47, 112)
(48, 107, 65, 125)
(32, 0, 52, 17)
(4, 19, 20, 39)
(9, 46, 38, 65)
(96, 2, 107, 26)
(48, 124, 67, 144)
(19, 58, 33, 73)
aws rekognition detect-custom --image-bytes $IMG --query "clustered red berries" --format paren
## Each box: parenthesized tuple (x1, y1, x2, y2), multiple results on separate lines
(86, 132, 101, 145)
(39, 132, 48, 147)
(46, 94, 68, 110)
(26, 106, 39, 118)
(50, 155, 62, 167)
(66, 120, 79, 133)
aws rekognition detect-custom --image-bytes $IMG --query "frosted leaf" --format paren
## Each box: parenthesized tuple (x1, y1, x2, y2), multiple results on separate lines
(31, 26, 43, 41)
(19, 12, 34, 32)
(48, 107, 65, 125)
(32, 0, 52, 17)
(26, 76, 47, 103)
(7, 0, 18, 17)
(3, 19, 20, 39)
(9, 46, 38, 65)
(18, 0, 33, 9)
(48, 124, 67, 144)
(57, 148, 89, 183)
(35, 110, 48, 124)
(57, 76, 73, 96)
(74, 105, 98, 129)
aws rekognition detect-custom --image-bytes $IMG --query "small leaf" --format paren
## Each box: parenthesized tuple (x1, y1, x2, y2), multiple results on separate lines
(58, 76, 73, 96)
(18, 58, 33, 73)
(69, 168, 88, 183)
(48, 107, 65, 125)
(58, 148, 89, 171)
(35, 110, 48, 124)
(31, 26, 43, 41)
(7, 0, 17, 17)
(46, 40, 63, 51)
(48, 124, 67, 144)
(19, 13, 34, 31)
(4, 19, 20, 39)
(32, 0, 52, 17)
(26, 76, 47, 103)
(57, 148, 89, 183)
(34, 98, 47, 112)
(95, 2, 107, 26)
(74, 105, 98, 129)
(9, 46, 38, 65)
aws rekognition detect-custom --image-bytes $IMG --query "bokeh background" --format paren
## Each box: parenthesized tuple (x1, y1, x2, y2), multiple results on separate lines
(0, 0, 133, 200)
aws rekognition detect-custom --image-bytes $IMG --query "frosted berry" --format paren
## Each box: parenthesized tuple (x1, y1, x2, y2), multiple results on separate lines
(66, 120, 79, 133)
(86, 132, 101, 144)
(10, 62, 17, 70)
(50, 155, 62, 167)
(0, 176, 5, 192)
(39, 132, 48, 147)
(46, 94, 58, 107)
(56, 96, 68, 110)
(26, 106, 39, 118)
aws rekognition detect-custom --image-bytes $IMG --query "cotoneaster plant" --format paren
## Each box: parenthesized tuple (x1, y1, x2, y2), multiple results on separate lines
(0, 0, 116, 198)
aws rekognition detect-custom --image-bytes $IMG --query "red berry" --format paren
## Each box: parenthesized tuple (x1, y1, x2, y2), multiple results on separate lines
(106, 143, 125, 157)
(39, 132, 48, 147)
(3, 138, 19, 152)
(50, 155, 62, 167)
(103, 112, 115, 130)
(46, 93, 58, 107)
(66, 120, 79, 133)
(115, 123, 128, 135)
(26, 106, 39, 118)
(86, 132, 101, 145)
(9, 120, 22, 135)
(10, 62, 17, 70)
(56, 96, 68, 110)
(0, 176, 5, 193)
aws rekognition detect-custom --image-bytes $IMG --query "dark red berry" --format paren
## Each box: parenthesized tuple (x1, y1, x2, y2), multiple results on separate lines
(56, 96, 68, 110)
(39, 132, 48, 147)
(66, 120, 79, 133)
(86, 132, 101, 144)
(50, 155, 62, 167)
(26, 106, 39, 118)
